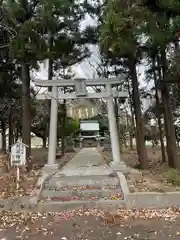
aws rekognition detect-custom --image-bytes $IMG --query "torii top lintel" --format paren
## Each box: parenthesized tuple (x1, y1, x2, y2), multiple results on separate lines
(34, 76, 126, 87)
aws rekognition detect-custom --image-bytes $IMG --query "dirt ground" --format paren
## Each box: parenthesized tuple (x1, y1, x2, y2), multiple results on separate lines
(103, 147, 180, 192)
(0, 212, 180, 239)
(0, 148, 76, 199)
(30, 148, 76, 169)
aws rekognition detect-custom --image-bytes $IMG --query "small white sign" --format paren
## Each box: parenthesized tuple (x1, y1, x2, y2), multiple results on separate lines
(80, 121, 100, 131)
(11, 142, 27, 166)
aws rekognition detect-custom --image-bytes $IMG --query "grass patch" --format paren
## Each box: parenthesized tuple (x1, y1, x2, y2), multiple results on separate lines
(164, 169, 180, 186)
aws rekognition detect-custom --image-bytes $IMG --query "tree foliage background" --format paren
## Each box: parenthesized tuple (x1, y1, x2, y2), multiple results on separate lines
(1, 0, 180, 170)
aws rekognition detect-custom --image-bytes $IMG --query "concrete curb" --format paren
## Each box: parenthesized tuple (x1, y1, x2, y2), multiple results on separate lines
(116, 172, 129, 200)
(0, 198, 126, 212)
(2, 191, 180, 211)
(30, 170, 58, 205)
(0, 196, 31, 211)
(2, 171, 180, 212)
(126, 192, 180, 209)
(117, 172, 180, 209)
(36, 199, 126, 212)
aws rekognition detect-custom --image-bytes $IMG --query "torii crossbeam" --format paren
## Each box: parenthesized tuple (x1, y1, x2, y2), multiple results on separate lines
(34, 77, 128, 172)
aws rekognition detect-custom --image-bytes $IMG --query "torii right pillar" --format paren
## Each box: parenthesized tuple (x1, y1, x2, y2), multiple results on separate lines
(106, 83, 127, 172)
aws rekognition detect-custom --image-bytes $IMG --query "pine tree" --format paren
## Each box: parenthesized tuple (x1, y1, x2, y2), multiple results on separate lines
(100, 0, 148, 169)
(1, 0, 97, 162)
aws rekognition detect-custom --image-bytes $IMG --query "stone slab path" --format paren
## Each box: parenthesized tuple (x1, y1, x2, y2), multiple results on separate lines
(57, 148, 113, 176)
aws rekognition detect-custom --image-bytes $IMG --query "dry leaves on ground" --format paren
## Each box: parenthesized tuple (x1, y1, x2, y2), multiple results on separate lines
(0, 208, 179, 237)
(0, 168, 40, 199)
(0, 151, 76, 200)
(103, 149, 180, 193)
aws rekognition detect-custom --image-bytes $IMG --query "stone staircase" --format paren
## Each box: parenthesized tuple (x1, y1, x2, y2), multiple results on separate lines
(38, 173, 125, 212)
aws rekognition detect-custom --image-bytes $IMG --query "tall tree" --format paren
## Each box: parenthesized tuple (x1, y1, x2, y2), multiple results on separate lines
(1, 0, 96, 160)
(142, 5, 180, 168)
(100, 0, 148, 168)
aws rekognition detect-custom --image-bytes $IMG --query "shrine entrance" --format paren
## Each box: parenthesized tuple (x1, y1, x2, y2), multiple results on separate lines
(34, 77, 128, 171)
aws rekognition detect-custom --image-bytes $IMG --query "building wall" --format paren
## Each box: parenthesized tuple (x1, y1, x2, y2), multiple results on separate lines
(66, 100, 99, 119)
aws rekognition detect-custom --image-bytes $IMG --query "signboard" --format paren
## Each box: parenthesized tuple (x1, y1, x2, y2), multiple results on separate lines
(80, 121, 100, 131)
(74, 79, 87, 97)
(11, 142, 27, 166)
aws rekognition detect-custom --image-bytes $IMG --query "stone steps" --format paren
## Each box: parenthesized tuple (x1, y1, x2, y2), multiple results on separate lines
(36, 146, 126, 212)
(42, 188, 123, 201)
(37, 199, 126, 212)
(45, 174, 120, 189)
(37, 173, 124, 212)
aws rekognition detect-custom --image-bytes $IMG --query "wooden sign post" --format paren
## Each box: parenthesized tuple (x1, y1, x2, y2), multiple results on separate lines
(11, 141, 28, 189)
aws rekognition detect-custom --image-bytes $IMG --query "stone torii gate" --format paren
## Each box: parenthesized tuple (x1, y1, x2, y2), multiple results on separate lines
(34, 77, 128, 171)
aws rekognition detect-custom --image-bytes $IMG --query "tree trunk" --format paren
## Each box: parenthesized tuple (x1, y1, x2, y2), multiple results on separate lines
(8, 108, 13, 153)
(127, 78, 134, 150)
(128, 56, 148, 169)
(126, 110, 133, 150)
(160, 51, 179, 168)
(42, 137, 46, 148)
(1, 120, 6, 153)
(15, 123, 19, 142)
(47, 30, 53, 147)
(114, 97, 122, 152)
(22, 63, 31, 165)
(152, 56, 166, 163)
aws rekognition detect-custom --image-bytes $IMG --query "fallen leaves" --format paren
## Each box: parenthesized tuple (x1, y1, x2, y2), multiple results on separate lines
(103, 149, 180, 193)
(70, 186, 102, 190)
(44, 192, 124, 202)
(0, 208, 179, 237)
(50, 196, 82, 201)
(103, 208, 180, 224)
(0, 212, 55, 237)
(48, 185, 120, 191)
(0, 167, 40, 199)
(57, 207, 180, 224)
(50, 207, 180, 224)
(110, 194, 123, 200)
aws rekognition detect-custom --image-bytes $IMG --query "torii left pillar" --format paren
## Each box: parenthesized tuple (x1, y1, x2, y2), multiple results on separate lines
(43, 86, 59, 173)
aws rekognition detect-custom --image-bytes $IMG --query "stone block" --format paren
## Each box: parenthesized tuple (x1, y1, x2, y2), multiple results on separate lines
(126, 192, 180, 209)
(37, 199, 125, 212)
(46, 175, 120, 189)
(42, 189, 122, 199)
(110, 161, 128, 173)
(65, 139, 75, 153)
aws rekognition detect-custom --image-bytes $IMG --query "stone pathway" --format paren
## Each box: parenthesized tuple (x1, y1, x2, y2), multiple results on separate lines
(58, 148, 113, 176)
(38, 148, 124, 210)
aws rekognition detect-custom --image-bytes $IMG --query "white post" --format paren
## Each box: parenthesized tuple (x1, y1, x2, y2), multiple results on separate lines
(78, 109, 82, 119)
(106, 84, 122, 166)
(47, 86, 58, 166)
(86, 108, 89, 118)
(69, 104, 73, 117)
(92, 107, 94, 117)
(16, 166, 20, 189)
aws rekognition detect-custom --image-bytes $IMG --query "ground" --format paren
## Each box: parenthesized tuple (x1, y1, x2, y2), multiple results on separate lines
(0, 211, 180, 239)
(103, 147, 180, 192)
(1, 146, 180, 239)
(0, 148, 76, 199)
